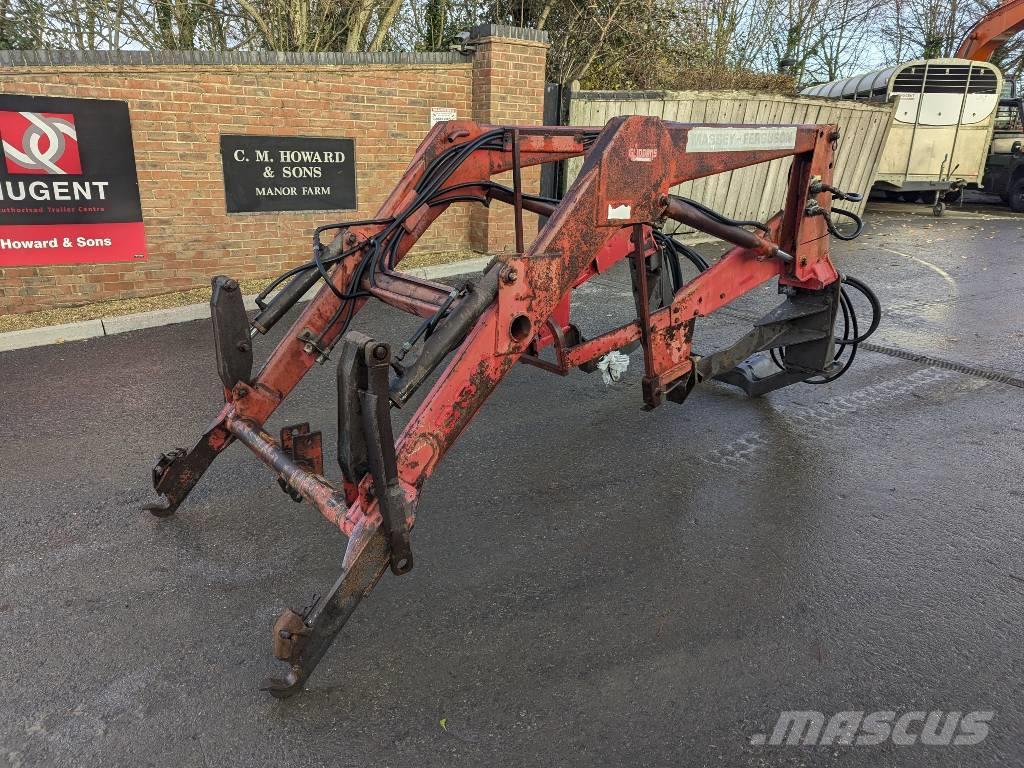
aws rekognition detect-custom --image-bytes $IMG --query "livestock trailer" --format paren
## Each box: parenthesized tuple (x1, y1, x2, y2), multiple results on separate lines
(803, 58, 1003, 214)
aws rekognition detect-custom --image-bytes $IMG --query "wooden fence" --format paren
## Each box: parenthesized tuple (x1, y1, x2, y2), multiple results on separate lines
(567, 88, 895, 239)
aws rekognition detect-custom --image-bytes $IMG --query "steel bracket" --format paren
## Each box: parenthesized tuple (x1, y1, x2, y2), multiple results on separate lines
(337, 332, 414, 576)
(701, 282, 842, 396)
(277, 423, 324, 502)
(210, 275, 253, 391)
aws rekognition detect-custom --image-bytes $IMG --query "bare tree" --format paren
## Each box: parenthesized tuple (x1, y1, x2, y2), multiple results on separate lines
(22, 0, 1021, 95)
(227, 0, 360, 51)
(544, 0, 633, 84)
(805, 0, 883, 82)
(685, 0, 779, 70)
(878, 0, 985, 63)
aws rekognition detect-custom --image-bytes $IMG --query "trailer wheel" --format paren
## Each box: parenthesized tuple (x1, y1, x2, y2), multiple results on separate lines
(1009, 178, 1024, 213)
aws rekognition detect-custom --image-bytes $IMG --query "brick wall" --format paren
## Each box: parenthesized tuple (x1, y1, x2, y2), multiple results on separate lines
(0, 25, 548, 315)
(469, 30, 549, 252)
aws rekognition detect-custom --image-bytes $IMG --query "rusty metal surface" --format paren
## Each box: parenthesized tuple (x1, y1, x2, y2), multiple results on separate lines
(225, 415, 348, 530)
(271, 607, 310, 661)
(279, 423, 324, 477)
(265, 523, 392, 698)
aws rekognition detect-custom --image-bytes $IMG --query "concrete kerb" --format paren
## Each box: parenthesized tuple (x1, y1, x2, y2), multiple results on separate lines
(0, 256, 492, 353)
(0, 319, 106, 352)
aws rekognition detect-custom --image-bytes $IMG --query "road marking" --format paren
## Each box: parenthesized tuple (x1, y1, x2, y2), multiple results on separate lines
(878, 246, 957, 288)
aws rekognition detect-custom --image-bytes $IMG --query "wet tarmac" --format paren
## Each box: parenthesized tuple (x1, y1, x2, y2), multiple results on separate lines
(1, 205, 1022, 767)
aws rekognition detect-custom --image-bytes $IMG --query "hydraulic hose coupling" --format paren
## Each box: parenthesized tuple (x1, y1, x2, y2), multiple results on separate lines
(808, 180, 864, 204)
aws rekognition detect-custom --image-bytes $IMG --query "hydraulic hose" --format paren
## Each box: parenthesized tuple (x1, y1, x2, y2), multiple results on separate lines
(251, 234, 348, 334)
(389, 262, 502, 407)
(825, 207, 864, 241)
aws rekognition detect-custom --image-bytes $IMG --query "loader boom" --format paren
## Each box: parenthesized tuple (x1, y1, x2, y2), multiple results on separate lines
(144, 116, 876, 696)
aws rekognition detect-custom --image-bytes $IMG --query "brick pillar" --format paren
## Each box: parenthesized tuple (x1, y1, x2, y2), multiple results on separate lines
(468, 24, 549, 254)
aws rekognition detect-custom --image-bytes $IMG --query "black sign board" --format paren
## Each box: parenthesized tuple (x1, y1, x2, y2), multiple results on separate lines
(220, 135, 356, 213)
(0, 94, 146, 266)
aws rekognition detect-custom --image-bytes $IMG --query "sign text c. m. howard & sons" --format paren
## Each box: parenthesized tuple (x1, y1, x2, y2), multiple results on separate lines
(220, 135, 356, 213)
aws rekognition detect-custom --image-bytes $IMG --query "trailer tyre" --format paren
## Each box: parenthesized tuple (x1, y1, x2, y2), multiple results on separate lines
(1009, 178, 1024, 213)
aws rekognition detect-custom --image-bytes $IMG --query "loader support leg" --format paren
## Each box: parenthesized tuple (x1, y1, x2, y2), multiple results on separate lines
(143, 423, 232, 516)
(699, 281, 842, 396)
(266, 522, 390, 698)
(210, 275, 253, 391)
(357, 340, 414, 575)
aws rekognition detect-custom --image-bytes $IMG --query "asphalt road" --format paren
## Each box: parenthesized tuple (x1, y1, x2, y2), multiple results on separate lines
(1, 205, 1022, 767)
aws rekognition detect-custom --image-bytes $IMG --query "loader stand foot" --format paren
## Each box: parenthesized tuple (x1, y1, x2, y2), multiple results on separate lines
(143, 424, 231, 517)
(696, 282, 841, 397)
(265, 523, 390, 698)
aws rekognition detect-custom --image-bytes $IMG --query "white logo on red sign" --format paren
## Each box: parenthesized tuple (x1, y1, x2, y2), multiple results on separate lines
(0, 111, 82, 175)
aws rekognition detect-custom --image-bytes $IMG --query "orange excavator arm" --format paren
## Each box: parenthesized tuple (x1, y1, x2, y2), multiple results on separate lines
(957, 0, 1024, 61)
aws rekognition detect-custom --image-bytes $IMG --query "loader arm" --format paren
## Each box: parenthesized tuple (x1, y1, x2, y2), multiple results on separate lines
(143, 116, 875, 696)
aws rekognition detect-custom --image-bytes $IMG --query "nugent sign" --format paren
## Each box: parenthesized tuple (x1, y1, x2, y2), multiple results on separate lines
(0, 95, 147, 267)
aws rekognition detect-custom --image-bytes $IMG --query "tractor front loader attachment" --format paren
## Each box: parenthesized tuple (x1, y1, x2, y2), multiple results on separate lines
(144, 116, 879, 696)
